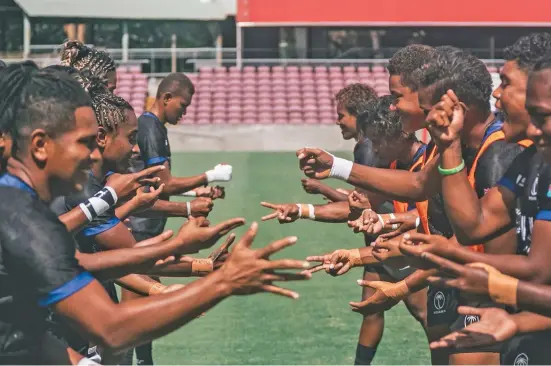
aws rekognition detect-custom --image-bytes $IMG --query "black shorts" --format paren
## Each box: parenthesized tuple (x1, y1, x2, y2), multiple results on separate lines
(501, 330, 551, 365)
(427, 286, 502, 353)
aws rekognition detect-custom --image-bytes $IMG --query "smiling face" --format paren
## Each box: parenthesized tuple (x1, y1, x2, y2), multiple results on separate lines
(389, 75, 425, 133)
(526, 68, 551, 163)
(336, 104, 358, 140)
(101, 109, 139, 172)
(493, 60, 531, 142)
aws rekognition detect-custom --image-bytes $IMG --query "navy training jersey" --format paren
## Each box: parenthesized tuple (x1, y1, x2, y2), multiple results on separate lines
(129, 112, 171, 237)
(353, 137, 388, 168)
(51, 171, 120, 254)
(496, 145, 550, 255)
(0, 174, 93, 364)
(428, 128, 525, 238)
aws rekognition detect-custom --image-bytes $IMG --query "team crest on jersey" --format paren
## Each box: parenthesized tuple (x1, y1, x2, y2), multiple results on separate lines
(433, 291, 446, 314)
(514, 353, 529, 366)
(516, 175, 526, 187)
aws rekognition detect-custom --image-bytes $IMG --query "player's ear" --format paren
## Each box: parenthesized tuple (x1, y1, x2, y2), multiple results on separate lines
(96, 126, 108, 148)
(29, 128, 49, 164)
(162, 92, 173, 106)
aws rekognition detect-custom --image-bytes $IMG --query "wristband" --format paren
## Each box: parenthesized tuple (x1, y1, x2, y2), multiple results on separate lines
(438, 159, 465, 176)
(379, 280, 410, 300)
(182, 191, 197, 197)
(415, 217, 420, 228)
(469, 263, 518, 306)
(148, 283, 165, 295)
(78, 186, 118, 222)
(348, 249, 364, 266)
(329, 156, 353, 181)
(297, 204, 316, 220)
(191, 258, 214, 276)
(186, 201, 192, 218)
(376, 214, 385, 227)
(389, 213, 399, 230)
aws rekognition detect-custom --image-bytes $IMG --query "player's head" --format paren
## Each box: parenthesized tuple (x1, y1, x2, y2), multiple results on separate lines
(497, 33, 551, 142)
(61, 40, 117, 92)
(387, 44, 436, 133)
(0, 61, 96, 198)
(357, 95, 416, 161)
(156, 72, 195, 125)
(80, 75, 138, 172)
(526, 53, 551, 162)
(416, 49, 492, 127)
(335, 83, 377, 140)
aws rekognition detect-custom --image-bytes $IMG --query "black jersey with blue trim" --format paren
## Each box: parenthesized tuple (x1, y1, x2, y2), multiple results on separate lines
(353, 137, 388, 167)
(496, 145, 548, 255)
(129, 112, 172, 237)
(427, 121, 525, 238)
(52, 171, 120, 254)
(0, 174, 93, 363)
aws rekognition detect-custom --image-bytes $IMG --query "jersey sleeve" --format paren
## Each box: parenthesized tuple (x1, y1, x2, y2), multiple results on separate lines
(475, 141, 524, 197)
(496, 146, 532, 197)
(0, 195, 93, 307)
(138, 116, 169, 167)
(354, 138, 387, 168)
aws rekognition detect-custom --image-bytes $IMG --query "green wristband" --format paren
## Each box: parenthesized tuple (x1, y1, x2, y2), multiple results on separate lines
(438, 159, 465, 176)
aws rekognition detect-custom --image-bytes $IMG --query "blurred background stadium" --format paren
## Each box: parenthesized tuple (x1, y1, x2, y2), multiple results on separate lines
(1, 0, 549, 363)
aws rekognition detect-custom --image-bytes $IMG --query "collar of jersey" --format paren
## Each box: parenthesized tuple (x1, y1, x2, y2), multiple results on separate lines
(482, 119, 504, 143)
(0, 173, 37, 197)
(142, 111, 164, 126)
(412, 144, 428, 163)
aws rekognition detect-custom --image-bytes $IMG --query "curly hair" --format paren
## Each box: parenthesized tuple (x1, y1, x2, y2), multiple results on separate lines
(387, 44, 436, 89)
(60, 40, 115, 82)
(504, 33, 551, 72)
(335, 83, 378, 117)
(0, 61, 91, 153)
(416, 49, 492, 112)
(533, 52, 551, 72)
(357, 95, 414, 140)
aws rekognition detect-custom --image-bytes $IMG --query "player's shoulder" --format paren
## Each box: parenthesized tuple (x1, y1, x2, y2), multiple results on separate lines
(354, 138, 387, 168)
(0, 187, 60, 226)
(478, 139, 525, 168)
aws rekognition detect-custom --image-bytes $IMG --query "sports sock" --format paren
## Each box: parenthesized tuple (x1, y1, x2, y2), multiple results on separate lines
(135, 342, 154, 365)
(354, 343, 377, 365)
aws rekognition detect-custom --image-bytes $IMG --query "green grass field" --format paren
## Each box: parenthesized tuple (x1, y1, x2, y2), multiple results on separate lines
(150, 152, 430, 364)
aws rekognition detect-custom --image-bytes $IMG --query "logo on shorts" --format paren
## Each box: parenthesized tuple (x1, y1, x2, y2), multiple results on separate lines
(514, 353, 529, 366)
(433, 291, 446, 314)
(464, 315, 480, 327)
(529, 175, 539, 201)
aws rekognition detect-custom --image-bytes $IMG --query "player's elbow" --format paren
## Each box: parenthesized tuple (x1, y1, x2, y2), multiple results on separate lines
(411, 172, 430, 201)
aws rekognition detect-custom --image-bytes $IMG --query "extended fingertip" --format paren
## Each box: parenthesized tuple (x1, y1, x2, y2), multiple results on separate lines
(329, 263, 335, 269)
(288, 236, 298, 243)
(403, 233, 410, 239)
(251, 222, 258, 230)
(356, 279, 363, 285)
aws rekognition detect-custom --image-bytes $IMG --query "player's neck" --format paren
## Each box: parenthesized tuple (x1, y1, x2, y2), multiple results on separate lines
(149, 103, 166, 124)
(5, 157, 52, 202)
(461, 110, 494, 150)
(397, 140, 422, 165)
(90, 158, 106, 180)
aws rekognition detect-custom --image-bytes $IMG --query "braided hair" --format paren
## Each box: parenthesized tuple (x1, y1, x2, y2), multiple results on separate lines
(0, 61, 91, 154)
(60, 40, 115, 82)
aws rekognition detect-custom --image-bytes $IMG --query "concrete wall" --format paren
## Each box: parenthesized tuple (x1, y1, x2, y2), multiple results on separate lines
(167, 125, 356, 152)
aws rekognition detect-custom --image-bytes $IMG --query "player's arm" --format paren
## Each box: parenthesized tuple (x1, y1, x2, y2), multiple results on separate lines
(439, 140, 517, 244)
(297, 148, 441, 202)
(115, 274, 168, 296)
(128, 198, 213, 220)
(53, 223, 309, 354)
(260, 200, 353, 224)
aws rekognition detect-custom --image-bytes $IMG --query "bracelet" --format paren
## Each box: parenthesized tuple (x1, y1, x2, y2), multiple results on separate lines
(191, 258, 214, 276)
(438, 159, 465, 176)
(329, 155, 353, 181)
(79, 186, 118, 222)
(186, 201, 192, 218)
(389, 213, 399, 230)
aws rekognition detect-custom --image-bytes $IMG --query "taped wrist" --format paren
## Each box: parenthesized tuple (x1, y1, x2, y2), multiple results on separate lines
(329, 155, 353, 181)
(79, 186, 118, 222)
(191, 258, 214, 276)
(296, 203, 316, 220)
(380, 280, 410, 300)
(148, 283, 166, 295)
(348, 249, 364, 266)
(388, 213, 399, 230)
(469, 263, 518, 306)
(181, 190, 197, 197)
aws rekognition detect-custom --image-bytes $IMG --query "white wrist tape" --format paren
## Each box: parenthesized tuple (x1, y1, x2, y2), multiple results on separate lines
(307, 204, 316, 220)
(329, 155, 353, 181)
(389, 213, 399, 230)
(415, 217, 420, 228)
(296, 203, 302, 217)
(186, 201, 192, 217)
(181, 190, 197, 197)
(78, 357, 100, 366)
(377, 214, 385, 227)
(78, 186, 117, 222)
(206, 164, 232, 182)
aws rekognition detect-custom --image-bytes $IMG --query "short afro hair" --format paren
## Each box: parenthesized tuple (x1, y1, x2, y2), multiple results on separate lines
(504, 33, 551, 72)
(156, 72, 195, 99)
(357, 95, 414, 140)
(335, 83, 378, 117)
(533, 51, 551, 72)
(387, 44, 436, 90)
(416, 49, 492, 112)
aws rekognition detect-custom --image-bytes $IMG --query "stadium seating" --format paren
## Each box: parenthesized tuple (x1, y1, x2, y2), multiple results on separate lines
(115, 65, 148, 116)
